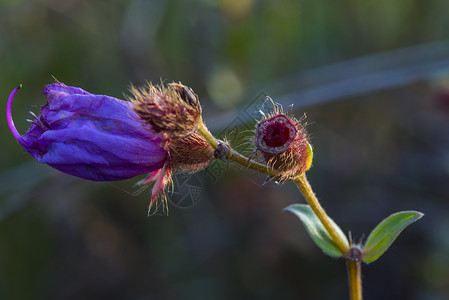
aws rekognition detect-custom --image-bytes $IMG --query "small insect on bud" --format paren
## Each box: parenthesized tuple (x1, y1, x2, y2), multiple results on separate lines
(131, 82, 202, 138)
(170, 83, 202, 114)
(254, 101, 313, 180)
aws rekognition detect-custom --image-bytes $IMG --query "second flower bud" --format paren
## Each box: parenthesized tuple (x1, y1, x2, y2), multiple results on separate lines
(254, 104, 313, 180)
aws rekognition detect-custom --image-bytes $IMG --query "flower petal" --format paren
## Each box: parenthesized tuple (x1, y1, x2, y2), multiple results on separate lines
(12, 83, 168, 181)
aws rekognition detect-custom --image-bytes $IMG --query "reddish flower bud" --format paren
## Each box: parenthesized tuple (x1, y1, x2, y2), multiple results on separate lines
(254, 105, 313, 180)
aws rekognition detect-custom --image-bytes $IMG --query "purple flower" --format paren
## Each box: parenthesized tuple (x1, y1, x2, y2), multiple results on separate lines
(7, 83, 167, 181)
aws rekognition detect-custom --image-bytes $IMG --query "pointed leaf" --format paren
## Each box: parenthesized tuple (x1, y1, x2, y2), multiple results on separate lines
(362, 211, 423, 263)
(285, 204, 349, 257)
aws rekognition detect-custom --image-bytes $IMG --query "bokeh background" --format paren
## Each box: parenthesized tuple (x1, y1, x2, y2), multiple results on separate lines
(1, 0, 449, 299)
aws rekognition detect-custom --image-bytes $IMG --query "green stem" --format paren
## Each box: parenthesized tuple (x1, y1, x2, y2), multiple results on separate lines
(347, 261, 362, 300)
(196, 122, 278, 177)
(226, 149, 279, 177)
(197, 121, 349, 253)
(197, 120, 219, 148)
(294, 173, 350, 254)
(197, 121, 359, 299)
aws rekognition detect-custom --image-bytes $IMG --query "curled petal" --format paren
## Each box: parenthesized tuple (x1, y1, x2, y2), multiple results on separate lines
(6, 85, 24, 144)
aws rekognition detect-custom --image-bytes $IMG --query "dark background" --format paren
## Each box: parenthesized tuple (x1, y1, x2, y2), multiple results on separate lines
(1, 0, 449, 299)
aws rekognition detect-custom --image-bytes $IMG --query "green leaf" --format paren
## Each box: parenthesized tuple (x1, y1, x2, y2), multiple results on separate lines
(362, 211, 424, 263)
(285, 204, 349, 257)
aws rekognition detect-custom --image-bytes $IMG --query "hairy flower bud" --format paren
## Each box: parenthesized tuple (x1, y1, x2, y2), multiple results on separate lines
(130, 82, 214, 213)
(254, 105, 313, 180)
(130, 82, 214, 171)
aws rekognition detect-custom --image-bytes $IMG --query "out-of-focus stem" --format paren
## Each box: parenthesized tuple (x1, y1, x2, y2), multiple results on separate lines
(294, 173, 350, 254)
(347, 261, 362, 300)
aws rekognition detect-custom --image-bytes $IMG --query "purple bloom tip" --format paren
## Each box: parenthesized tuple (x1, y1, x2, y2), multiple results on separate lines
(7, 82, 168, 181)
(6, 85, 24, 143)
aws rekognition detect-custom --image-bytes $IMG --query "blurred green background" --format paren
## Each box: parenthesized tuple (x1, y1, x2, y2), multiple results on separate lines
(1, 0, 449, 299)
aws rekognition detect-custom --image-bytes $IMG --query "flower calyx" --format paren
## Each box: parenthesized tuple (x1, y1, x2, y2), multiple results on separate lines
(131, 82, 215, 214)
